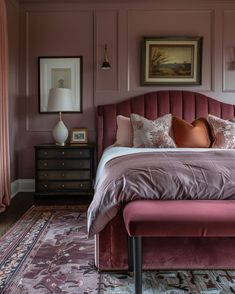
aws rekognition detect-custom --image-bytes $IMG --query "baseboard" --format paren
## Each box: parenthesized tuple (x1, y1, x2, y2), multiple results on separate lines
(11, 179, 35, 198)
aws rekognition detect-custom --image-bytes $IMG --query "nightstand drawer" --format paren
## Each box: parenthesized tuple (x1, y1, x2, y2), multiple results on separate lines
(38, 181, 91, 191)
(38, 170, 90, 180)
(34, 143, 95, 198)
(38, 148, 90, 159)
(37, 159, 90, 170)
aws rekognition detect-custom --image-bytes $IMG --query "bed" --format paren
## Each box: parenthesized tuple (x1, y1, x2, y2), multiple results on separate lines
(88, 90, 235, 270)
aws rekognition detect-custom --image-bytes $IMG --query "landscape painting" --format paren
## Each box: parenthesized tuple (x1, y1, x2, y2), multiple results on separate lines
(141, 37, 202, 85)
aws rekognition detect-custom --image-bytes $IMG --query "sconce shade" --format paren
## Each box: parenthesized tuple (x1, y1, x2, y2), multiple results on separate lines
(47, 88, 73, 112)
(101, 44, 111, 69)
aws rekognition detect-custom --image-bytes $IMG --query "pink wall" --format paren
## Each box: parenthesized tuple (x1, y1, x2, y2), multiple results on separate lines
(6, 0, 19, 181)
(14, 0, 235, 178)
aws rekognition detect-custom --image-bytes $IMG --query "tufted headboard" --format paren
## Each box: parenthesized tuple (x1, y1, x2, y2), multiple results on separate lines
(97, 90, 235, 158)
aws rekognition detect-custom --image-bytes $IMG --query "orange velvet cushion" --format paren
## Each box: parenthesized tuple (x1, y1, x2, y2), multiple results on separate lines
(172, 116, 211, 148)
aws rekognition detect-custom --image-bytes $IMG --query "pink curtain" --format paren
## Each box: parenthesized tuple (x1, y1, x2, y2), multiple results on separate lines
(0, 0, 11, 212)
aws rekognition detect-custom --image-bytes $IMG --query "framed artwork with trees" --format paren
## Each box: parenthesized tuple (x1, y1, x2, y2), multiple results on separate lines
(141, 36, 202, 86)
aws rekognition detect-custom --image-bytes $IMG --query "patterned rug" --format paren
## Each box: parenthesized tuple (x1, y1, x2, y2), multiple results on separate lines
(1, 206, 235, 293)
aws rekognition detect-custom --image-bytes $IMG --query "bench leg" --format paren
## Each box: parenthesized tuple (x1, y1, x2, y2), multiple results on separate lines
(133, 236, 142, 294)
(128, 236, 134, 272)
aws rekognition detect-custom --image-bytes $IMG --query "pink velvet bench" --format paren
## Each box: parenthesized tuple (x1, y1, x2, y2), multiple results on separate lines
(123, 200, 235, 294)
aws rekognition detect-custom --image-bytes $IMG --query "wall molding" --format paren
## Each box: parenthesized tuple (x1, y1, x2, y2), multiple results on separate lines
(11, 179, 35, 198)
(8, 0, 20, 8)
(127, 9, 213, 92)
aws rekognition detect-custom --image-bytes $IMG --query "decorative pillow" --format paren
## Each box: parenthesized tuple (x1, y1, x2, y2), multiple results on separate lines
(230, 117, 235, 123)
(114, 115, 133, 147)
(207, 114, 235, 148)
(172, 116, 211, 148)
(130, 113, 176, 148)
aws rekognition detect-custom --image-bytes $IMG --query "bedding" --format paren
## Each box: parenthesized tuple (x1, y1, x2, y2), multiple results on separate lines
(114, 115, 133, 147)
(207, 114, 235, 148)
(113, 114, 213, 149)
(88, 147, 235, 237)
(172, 117, 211, 148)
(130, 113, 175, 148)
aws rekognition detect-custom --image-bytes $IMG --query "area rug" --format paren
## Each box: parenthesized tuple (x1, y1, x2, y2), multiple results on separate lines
(1, 206, 235, 293)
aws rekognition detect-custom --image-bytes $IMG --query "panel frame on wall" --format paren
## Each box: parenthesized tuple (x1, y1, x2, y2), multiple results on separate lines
(222, 9, 235, 93)
(94, 10, 120, 94)
(23, 9, 94, 133)
(127, 9, 213, 93)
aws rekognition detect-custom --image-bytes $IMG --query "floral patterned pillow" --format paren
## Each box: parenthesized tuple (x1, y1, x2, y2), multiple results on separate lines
(207, 114, 235, 148)
(130, 113, 176, 148)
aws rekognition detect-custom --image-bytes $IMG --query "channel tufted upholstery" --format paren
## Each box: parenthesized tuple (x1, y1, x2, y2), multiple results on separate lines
(96, 90, 235, 271)
(97, 91, 235, 158)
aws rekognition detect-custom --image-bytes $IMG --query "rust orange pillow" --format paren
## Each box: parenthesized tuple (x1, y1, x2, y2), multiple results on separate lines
(172, 116, 211, 148)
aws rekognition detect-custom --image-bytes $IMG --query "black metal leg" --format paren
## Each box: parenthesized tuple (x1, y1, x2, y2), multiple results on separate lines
(133, 236, 142, 294)
(128, 236, 134, 272)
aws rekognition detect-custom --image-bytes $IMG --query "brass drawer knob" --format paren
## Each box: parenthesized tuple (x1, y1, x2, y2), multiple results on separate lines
(44, 162, 48, 167)
(61, 162, 65, 166)
(61, 184, 65, 188)
(43, 184, 48, 188)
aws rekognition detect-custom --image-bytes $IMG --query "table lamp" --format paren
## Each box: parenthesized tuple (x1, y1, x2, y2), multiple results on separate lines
(47, 88, 73, 146)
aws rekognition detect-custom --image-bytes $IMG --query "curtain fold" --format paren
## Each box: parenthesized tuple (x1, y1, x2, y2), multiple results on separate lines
(0, 0, 11, 212)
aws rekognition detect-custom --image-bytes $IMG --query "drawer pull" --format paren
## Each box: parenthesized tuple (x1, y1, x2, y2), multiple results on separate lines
(61, 162, 65, 166)
(79, 151, 83, 155)
(79, 162, 83, 167)
(44, 173, 48, 177)
(61, 184, 65, 188)
(44, 151, 48, 156)
(61, 151, 65, 156)
(44, 162, 48, 167)
(61, 173, 65, 177)
(80, 183, 83, 187)
(43, 184, 48, 188)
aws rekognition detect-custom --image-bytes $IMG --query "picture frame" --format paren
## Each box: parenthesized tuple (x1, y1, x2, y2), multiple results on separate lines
(141, 37, 202, 86)
(38, 56, 83, 113)
(70, 128, 88, 144)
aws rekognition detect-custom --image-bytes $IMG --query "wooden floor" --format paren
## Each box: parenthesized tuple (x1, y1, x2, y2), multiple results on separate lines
(0, 193, 90, 236)
(0, 192, 34, 236)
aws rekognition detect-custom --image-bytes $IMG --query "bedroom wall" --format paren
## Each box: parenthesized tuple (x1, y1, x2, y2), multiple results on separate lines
(6, 0, 20, 181)
(17, 0, 235, 179)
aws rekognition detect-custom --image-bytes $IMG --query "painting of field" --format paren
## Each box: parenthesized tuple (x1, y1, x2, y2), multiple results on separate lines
(148, 45, 194, 79)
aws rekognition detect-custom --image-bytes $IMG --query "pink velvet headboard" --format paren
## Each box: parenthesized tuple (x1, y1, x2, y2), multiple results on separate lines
(97, 90, 235, 158)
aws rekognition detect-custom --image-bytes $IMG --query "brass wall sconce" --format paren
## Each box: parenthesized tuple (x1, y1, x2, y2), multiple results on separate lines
(231, 61, 235, 70)
(230, 47, 235, 70)
(101, 44, 111, 69)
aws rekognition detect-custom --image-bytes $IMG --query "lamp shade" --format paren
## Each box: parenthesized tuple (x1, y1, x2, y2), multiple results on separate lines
(47, 88, 73, 112)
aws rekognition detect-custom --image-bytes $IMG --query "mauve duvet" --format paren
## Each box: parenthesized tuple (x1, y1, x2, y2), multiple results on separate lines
(88, 149, 235, 237)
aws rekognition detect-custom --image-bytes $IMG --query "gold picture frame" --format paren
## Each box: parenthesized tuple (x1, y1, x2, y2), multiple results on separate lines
(70, 128, 88, 144)
(141, 36, 202, 85)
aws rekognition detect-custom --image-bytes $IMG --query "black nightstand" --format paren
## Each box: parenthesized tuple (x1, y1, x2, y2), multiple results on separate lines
(34, 144, 95, 200)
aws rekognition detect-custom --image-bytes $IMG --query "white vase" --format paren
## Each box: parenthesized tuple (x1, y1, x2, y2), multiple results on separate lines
(52, 119, 68, 146)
